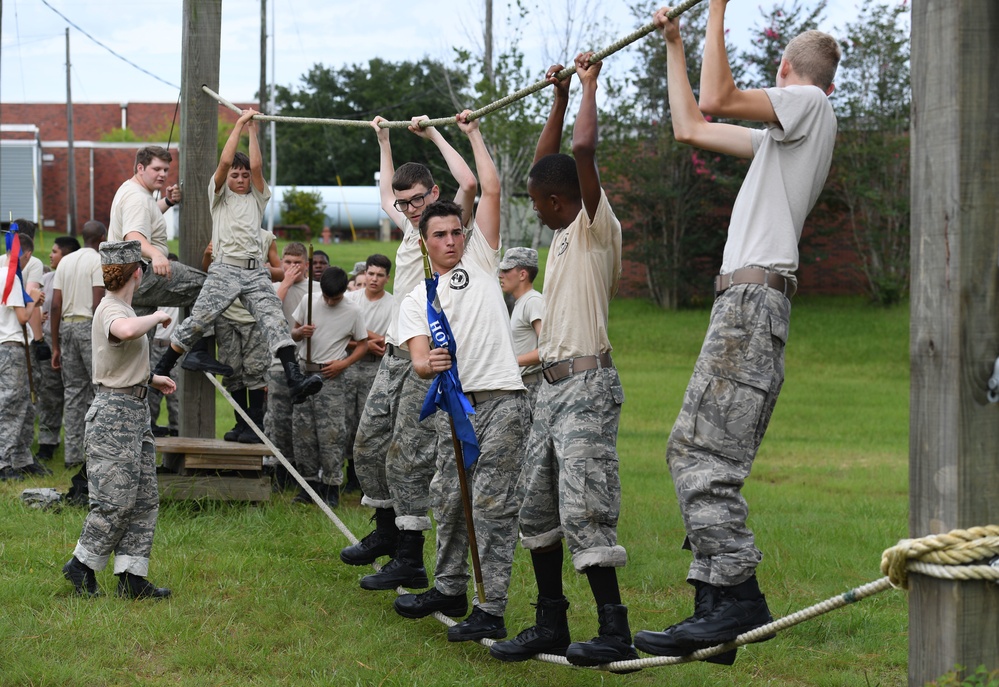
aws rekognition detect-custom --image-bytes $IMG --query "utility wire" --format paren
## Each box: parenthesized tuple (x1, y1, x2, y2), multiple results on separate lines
(39, 0, 179, 90)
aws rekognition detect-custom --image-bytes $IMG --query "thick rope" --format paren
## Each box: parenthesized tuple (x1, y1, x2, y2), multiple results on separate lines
(203, 0, 703, 130)
(203, 375, 999, 672)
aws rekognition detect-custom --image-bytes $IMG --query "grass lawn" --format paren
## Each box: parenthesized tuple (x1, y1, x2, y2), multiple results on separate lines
(0, 271, 912, 685)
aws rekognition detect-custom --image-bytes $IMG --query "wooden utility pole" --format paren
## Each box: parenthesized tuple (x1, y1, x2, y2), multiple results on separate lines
(65, 28, 78, 235)
(909, 2, 999, 684)
(178, 0, 222, 439)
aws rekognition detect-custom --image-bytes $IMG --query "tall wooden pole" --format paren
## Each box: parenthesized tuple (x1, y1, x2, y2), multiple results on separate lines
(909, 2, 999, 684)
(178, 0, 222, 439)
(65, 28, 78, 235)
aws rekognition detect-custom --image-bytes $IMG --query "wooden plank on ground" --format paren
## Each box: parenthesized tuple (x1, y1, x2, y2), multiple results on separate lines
(182, 454, 263, 471)
(158, 474, 271, 502)
(155, 437, 273, 457)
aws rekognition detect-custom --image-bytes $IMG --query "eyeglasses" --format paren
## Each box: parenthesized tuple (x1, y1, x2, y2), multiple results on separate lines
(392, 189, 433, 212)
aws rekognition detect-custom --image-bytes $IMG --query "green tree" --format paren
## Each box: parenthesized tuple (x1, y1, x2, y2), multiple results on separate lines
(272, 58, 472, 193)
(281, 187, 325, 238)
(828, 0, 911, 306)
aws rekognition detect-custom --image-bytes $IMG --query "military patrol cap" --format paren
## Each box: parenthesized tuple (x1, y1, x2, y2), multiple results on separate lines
(99, 240, 143, 265)
(352, 261, 368, 276)
(498, 246, 538, 271)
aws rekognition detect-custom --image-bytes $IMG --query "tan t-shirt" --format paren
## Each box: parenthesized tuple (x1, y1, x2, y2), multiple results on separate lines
(108, 179, 169, 256)
(511, 289, 544, 376)
(538, 190, 621, 362)
(292, 295, 367, 364)
(345, 288, 397, 336)
(209, 176, 272, 261)
(52, 247, 103, 318)
(91, 294, 149, 387)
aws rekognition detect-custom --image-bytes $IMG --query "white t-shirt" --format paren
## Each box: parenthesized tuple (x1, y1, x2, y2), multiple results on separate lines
(511, 289, 544, 376)
(209, 176, 271, 261)
(721, 85, 837, 275)
(108, 179, 169, 255)
(52, 247, 103, 318)
(291, 294, 367, 364)
(346, 288, 397, 337)
(0, 254, 42, 288)
(398, 226, 523, 393)
(0, 275, 26, 344)
(538, 190, 621, 362)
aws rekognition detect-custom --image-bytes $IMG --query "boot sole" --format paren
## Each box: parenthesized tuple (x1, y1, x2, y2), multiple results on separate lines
(447, 627, 507, 642)
(359, 572, 429, 591)
(394, 601, 467, 619)
(565, 645, 640, 669)
(339, 549, 394, 566)
(489, 643, 569, 662)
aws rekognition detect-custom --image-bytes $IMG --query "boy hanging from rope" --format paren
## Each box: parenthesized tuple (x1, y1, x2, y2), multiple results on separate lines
(152, 109, 322, 406)
(633, 2, 840, 664)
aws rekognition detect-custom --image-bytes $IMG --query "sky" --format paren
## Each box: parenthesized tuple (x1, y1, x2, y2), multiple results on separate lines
(1, 0, 861, 111)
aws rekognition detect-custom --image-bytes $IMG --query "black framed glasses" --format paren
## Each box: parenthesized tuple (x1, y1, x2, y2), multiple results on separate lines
(392, 189, 433, 212)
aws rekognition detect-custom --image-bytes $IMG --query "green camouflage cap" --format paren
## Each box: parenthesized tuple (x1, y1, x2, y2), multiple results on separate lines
(99, 240, 143, 265)
(498, 246, 538, 271)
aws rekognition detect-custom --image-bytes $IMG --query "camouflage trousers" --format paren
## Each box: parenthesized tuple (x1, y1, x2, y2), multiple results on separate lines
(147, 342, 179, 432)
(666, 283, 789, 587)
(519, 366, 627, 571)
(292, 372, 348, 486)
(32, 331, 64, 446)
(0, 344, 35, 470)
(353, 353, 411, 508)
(342, 359, 379, 463)
(60, 320, 94, 468)
(522, 375, 543, 427)
(264, 362, 294, 462)
(74, 392, 159, 576)
(386, 369, 438, 531)
(215, 316, 270, 392)
(132, 260, 204, 309)
(172, 263, 293, 357)
(431, 392, 527, 616)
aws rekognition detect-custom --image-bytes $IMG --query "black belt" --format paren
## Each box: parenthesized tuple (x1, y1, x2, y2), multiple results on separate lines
(220, 256, 261, 269)
(387, 343, 411, 360)
(465, 389, 519, 407)
(97, 384, 148, 400)
(542, 353, 613, 385)
(715, 267, 795, 299)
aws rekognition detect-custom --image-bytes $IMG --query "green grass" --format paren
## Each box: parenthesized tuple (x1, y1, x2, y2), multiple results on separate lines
(0, 295, 911, 686)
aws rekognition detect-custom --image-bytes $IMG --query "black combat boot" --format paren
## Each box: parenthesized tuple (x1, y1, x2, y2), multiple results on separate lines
(117, 572, 171, 599)
(224, 388, 248, 442)
(635, 576, 773, 659)
(566, 603, 640, 668)
(36, 443, 58, 461)
(64, 463, 89, 506)
(634, 580, 738, 664)
(236, 388, 266, 444)
(448, 607, 507, 642)
(394, 587, 467, 619)
(340, 507, 399, 566)
(358, 530, 428, 591)
(62, 557, 101, 597)
(489, 596, 571, 662)
(180, 337, 233, 376)
(152, 345, 182, 378)
(276, 346, 322, 404)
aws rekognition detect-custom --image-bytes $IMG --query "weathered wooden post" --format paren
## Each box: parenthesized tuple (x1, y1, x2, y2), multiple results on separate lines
(178, 0, 221, 438)
(909, 2, 999, 684)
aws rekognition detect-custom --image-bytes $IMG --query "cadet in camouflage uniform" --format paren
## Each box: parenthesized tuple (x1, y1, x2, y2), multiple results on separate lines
(151, 110, 321, 406)
(51, 221, 106, 470)
(0, 270, 43, 481)
(633, 8, 840, 662)
(340, 113, 477, 591)
(491, 55, 639, 667)
(396, 187, 528, 642)
(62, 240, 175, 599)
(34, 236, 80, 459)
(289, 267, 368, 507)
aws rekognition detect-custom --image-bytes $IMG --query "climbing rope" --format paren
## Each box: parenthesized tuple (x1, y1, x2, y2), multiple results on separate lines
(205, 372, 998, 673)
(202, 0, 703, 130)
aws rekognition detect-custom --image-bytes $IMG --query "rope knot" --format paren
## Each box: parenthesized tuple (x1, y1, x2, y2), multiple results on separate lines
(880, 525, 999, 589)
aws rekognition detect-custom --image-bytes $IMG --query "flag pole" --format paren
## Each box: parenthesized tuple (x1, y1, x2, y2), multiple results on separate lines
(419, 238, 485, 604)
(306, 243, 313, 364)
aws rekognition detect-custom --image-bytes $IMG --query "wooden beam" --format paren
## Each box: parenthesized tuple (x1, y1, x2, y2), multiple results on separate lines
(909, 1, 999, 683)
(178, 0, 222, 439)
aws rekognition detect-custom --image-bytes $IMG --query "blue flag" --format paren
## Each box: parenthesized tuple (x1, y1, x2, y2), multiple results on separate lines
(419, 272, 480, 468)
